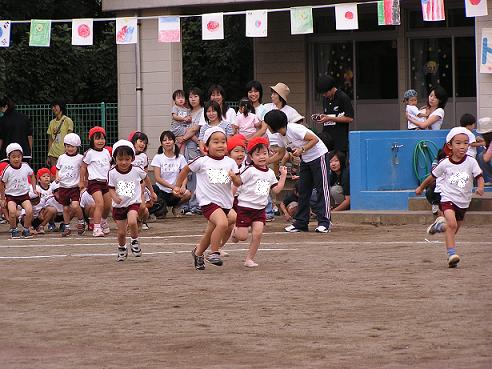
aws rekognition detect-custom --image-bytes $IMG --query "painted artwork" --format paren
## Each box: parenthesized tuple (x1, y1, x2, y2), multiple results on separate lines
(158, 16, 181, 43)
(377, 0, 400, 26)
(420, 0, 445, 21)
(246, 10, 268, 37)
(465, 0, 488, 17)
(335, 4, 359, 30)
(0, 21, 11, 47)
(116, 17, 138, 44)
(290, 7, 313, 35)
(481, 29, 492, 73)
(202, 13, 224, 40)
(29, 19, 51, 47)
(72, 19, 93, 46)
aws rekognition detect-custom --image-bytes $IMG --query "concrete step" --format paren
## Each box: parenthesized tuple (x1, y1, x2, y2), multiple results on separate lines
(409, 193, 492, 211)
(331, 210, 492, 225)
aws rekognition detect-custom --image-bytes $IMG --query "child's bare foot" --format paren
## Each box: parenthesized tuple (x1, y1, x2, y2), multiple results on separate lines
(244, 259, 258, 268)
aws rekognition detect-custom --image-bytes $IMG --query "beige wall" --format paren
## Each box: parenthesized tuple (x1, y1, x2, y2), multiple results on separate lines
(476, 3, 492, 119)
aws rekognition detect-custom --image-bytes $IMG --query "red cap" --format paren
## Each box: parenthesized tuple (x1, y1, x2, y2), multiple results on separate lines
(227, 134, 247, 153)
(37, 167, 51, 179)
(89, 126, 106, 139)
(105, 146, 113, 156)
(127, 130, 137, 141)
(247, 136, 269, 153)
(50, 166, 57, 176)
(0, 161, 8, 176)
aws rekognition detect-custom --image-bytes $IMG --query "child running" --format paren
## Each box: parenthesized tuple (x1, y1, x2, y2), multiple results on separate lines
(128, 130, 157, 203)
(80, 126, 112, 237)
(416, 127, 484, 268)
(0, 143, 36, 238)
(174, 127, 240, 270)
(56, 133, 85, 237)
(108, 140, 147, 261)
(232, 137, 287, 267)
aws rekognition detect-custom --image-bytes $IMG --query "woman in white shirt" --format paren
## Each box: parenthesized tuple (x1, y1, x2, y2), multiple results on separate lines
(407, 86, 448, 130)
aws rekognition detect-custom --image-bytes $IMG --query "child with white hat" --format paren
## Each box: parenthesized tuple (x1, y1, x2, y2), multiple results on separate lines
(416, 127, 484, 268)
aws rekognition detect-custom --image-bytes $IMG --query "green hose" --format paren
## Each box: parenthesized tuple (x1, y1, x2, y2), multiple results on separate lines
(413, 140, 439, 184)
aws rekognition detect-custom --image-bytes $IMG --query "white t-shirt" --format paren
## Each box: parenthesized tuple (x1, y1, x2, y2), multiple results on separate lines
(1, 163, 34, 196)
(237, 165, 278, 209)
(465, 130, 477, 158)
(199, 107, 236, 127)
(429, 108, 444, 130)
(36, 183, 53, 201)
(263, 103, 301, 146)
(133, 152, 149, 170)
(188, 155, 238, 209)
(32, 196, 47, 218)
(406, 105, 424, 130)
(47, 182, 63, 213)
(277, 123, 328, 163)
(108, 165, 147, 208)
(199, 121, 233, 141)
(150, 153, 187, 193)
(83, 148, 112, 181)
(233, 113, 261, 138)
(80, 190, 95, 209)
(432, 156, 482, 208)
(56, 153, 83, 188)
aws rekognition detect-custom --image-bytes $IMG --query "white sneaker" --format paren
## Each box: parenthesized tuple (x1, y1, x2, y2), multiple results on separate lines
(116, 247, 128, 261)
(131, 239, 142, 257)
(101, 222, 111, 235)
(93, 227, 104, 237)
(448, 254, 460, 268)
(315, 225, 330, 233)
(141, 222, 150, 230)
(285, 225, 303, 233)
(427, 216, 446, 235)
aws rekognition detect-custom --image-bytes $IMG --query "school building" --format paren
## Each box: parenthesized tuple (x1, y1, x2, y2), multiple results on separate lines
(102, 0, 490, 152)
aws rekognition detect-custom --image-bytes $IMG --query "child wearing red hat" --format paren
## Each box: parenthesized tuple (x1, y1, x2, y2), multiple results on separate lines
(232, 137, 287, 267)
(30, 168, 58, 234)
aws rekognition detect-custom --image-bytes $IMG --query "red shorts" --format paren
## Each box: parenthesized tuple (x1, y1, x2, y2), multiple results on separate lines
(201, 203, 230, 220)
(440, 201, 468, 221)
(5, 193, 30, 206)
(57, 187, 81, 206)
(87, 180, 109, 195)
(235, 205, 266, 227)
(233, 196, 239, 211)
(112, 204, 140, 221)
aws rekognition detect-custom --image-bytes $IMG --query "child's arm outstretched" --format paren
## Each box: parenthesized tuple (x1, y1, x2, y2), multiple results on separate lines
(0, 180, 5, 209)
(79, 162, 88, 192)
(228, 170, 241, 187)
(173, 165, 191, 196)
(272, 166, 288, 194)
(476, 175, 485, 196)
(108, 187, 122, 205)
(144, 175, 157, 202)
(416, 174, 435, 195)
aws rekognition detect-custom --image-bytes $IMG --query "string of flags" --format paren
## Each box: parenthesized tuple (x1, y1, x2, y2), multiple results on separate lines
(0, 0, 487, 48)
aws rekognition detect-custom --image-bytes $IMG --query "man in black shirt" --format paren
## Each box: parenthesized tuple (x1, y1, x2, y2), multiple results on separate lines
(313, 76, 354, 155)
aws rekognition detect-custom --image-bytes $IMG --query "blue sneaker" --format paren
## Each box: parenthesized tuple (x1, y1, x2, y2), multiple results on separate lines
(22, 228, 33, 239)
(10, 228, 21, 239)
(47, 223, 56, 232)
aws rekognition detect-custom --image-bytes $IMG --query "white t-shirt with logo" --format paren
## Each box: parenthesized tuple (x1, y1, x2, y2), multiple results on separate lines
(83, 148, 112, 181)
(108, 165, 147, 208)
(277, 123, 328, 163)
(432, 156, 482, 208)
(150, 153, 187, 193)
(133, 152, 149, 170)
(56, 153, 83, 188)
(188, 155, 238, 209)
(237, 165, 278, 209)
(1, 163, 34, 196)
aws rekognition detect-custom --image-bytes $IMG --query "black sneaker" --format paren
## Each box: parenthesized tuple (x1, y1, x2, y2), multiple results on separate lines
(131, 239, 142, 257)
(192, 248, 205, 270)
(206, 252, 223, 266)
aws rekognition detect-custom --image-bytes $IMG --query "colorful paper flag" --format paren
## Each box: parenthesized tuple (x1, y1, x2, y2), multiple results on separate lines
(29, 19, 51, 47)
(202, 13, 224, 40)
(421, 0, 445, 21)
(335, 4, 359, 30)
(116, 17, 138, 44)
(72, 19, 93, 46)
(465, 0, 488, 17)
(481, 28, 492, 73)
(0, 21, 11, 47)
(290, 7, 313, 35)
(377, 0, 401, 25)
(158, 16, 181, 43)
(246, 10, 268, 37)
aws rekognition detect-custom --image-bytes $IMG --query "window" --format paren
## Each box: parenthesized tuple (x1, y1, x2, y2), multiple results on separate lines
(455, 37, 476, 97)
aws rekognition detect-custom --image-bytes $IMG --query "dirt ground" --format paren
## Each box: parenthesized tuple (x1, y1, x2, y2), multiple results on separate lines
(0, 216, 490, 369)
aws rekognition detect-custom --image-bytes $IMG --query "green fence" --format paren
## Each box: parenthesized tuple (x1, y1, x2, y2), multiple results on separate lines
(16, 103, 118, 171)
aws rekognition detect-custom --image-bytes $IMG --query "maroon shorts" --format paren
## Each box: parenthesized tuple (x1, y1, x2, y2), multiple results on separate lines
(201, 203, 230, 220)
(5, 193, 30, 206)
(235, 205, 266, 227)
(233, 196, 239, 211)
(112, 204, 140, 221)
(57, 187, 81, 206)
(440, 201, 468, 221)
(87, 180, 109, 195)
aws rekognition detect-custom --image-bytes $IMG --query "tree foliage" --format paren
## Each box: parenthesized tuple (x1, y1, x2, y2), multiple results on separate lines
(0, 0, 116, 104)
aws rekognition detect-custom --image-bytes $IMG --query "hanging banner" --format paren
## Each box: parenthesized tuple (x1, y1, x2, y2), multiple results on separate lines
(116, 17, 138, 44)
(421, 0, 445, 21)
(158, 16, 181, 43)
(290, 7, 313, 35)
(29, 19, 51, 47)
(72, 18, 93, 46)
(0, 21, 11, 47)
(377, 0, 401, 25)
(202, 13, 224, 40)
(465, 0, 488, 17)
(481, 28, 492, 73)
(246, 10, 268, 37)
(335, 4, 359, 30)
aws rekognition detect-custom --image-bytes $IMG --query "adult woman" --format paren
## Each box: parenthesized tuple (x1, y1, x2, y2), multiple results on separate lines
(46, 100, 74, 166)
(0, 96, 33, 161)
(199, 84, 236, 127)
(329, 151, 350, 211)
(407, 86, 448, 130)
(246, 80, 269, 138)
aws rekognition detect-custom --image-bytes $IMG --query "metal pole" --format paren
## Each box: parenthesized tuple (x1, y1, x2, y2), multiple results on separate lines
(135, 13, 143, 132)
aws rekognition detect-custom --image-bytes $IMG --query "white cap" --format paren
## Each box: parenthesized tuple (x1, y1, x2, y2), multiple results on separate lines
(446, 127, 470, 143)
(477, 117, 492, 134)
(203, 126, 226, 144)
(6, 143, 23, 156)
(291, 113, 305, 123)
(112, 139, 135, 156)
(63, 133, 81, 147)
